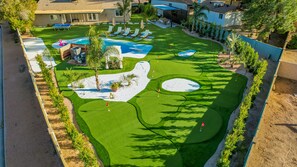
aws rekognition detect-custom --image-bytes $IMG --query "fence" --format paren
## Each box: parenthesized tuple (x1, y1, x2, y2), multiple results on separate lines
(17, 30, 68, 167)
(240, 36, 283, 62)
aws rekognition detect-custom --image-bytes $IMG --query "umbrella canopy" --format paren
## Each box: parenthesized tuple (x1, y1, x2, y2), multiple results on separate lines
(112, 17, 116, 26)
(140, 20, 144, 30)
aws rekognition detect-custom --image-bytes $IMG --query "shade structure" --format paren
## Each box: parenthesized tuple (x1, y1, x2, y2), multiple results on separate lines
(153, 5, 179, 11)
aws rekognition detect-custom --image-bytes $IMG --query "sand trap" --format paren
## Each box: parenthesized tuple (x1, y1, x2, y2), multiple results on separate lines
(178, 50, 196, 57)
(71, 61, 150, 102)
(162, 78, 200, 92)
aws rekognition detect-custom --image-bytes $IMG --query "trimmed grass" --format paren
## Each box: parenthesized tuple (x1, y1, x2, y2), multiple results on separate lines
(32, 22, 248, 166)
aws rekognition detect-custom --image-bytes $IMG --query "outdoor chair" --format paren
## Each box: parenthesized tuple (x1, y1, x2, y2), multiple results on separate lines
(106, 26, 113, 33)
(113, 27, 122, 35)
(122, 28, 131, 36)
(140, 30, 150, 38)
(130, 29, 139, 38)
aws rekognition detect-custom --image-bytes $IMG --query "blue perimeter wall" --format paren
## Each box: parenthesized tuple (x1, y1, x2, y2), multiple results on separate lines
(240, 35, 283, 61)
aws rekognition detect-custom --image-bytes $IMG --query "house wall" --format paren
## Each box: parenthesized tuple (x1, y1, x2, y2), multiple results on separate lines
(34, 14, 63, 26)
(202, 10, 242, 27)
(202, 10, 225, 26)
(224, 11, 242, 27)
(34, 9, 129, 26)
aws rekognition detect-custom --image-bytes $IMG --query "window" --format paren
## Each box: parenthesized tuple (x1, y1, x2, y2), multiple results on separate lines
(115, 9, 122, 16)
(88, 13, 97, 21)
(219, 14, 223, 19)
(50, 15, 58, 21)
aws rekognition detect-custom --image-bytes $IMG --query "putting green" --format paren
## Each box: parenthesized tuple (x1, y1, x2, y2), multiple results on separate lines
(136, 91, 185, 125)
(148, 60, 202, 79)
(79, 100, 182, 166)
(163, 103, 223, 143)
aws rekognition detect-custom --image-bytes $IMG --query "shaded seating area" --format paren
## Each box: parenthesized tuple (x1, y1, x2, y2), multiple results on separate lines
(59, 43, 87, 64)
(53, 23, 71, 30)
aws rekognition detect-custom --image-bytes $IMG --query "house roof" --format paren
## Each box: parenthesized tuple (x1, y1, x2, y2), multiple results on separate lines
(163, 0, 195, 5)
(200, 0, 240, 14)
(36, 0, 120, 14)
(163, 0, 240, 13)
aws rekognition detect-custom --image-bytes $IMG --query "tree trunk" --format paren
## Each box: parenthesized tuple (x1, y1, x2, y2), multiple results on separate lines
(191, 19, 195, 33)
(283, 31, 291, 49)
(123, 14, 126, 29)
(95, 69, 100, 90)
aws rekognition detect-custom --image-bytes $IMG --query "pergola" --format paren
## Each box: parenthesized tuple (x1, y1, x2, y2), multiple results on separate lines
(153, 5, 180, 27)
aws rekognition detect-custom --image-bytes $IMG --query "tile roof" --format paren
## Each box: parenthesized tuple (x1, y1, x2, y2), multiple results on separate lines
(36, 0, 120, 14)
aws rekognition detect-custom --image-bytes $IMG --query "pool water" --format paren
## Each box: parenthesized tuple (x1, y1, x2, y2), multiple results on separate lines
(52, 37, 152, 58)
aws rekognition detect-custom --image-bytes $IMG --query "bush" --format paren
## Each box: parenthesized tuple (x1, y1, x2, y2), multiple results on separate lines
(218, 42, 268, 167)
(36, 55, 98, 167)
(287, 34, 297, 49)
(110, 82, 120, 92)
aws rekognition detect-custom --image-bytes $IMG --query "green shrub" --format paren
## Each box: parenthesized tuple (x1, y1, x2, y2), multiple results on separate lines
(218, 42, 268, 167)
(287, 34, 297, 49)
(36, 55, 98, 167)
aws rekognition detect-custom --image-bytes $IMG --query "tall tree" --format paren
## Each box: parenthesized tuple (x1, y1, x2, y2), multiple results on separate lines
(116, 0, 131, 29)
(142, 4, 157, 25)
(1, 0, 37, 32)
(86, 26, 103, 90)
(243, 0, 297, 41)
(191, 2, 209, 32)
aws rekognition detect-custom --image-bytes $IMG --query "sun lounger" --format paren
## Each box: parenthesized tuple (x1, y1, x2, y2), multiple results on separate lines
(122, 28, 130, 36)
(53, 23, 71, 30)
(113, 27, 122, 35)
(130, 29, 139, 38)
(140, 30, 150, 38)
(106, 26, 113, 33)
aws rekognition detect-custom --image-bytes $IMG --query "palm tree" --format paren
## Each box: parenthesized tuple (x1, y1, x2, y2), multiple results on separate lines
(104, 46, 121, 69)
(191, 2, 209, 32)
(86, 26, 103, 90)
(142, 4, 157, 25)
(116, 0, 131, 29)
(226, 33, 240, 67)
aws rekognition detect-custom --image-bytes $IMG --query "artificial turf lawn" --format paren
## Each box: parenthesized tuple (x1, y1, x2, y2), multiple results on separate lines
(31, 17, 248, 166)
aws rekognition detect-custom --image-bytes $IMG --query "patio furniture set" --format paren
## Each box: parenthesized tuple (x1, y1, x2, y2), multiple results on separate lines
(106, 26, 152, 39)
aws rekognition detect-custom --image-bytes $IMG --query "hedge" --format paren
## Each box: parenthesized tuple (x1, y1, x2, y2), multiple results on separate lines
(217, 40, 268, 167)
(36, 55, 99, 167)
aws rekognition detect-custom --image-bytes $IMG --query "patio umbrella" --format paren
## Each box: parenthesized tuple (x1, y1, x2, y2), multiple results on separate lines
(140, 20, 144, 30)
(112, 17, 116, 26)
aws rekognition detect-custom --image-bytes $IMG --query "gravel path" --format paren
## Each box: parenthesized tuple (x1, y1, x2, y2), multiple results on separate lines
(2, 22, 62, 167)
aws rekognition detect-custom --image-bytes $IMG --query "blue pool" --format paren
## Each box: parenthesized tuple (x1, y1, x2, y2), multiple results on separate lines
(52, 37, 153, 59)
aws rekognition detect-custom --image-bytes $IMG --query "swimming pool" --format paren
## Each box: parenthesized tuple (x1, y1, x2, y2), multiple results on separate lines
(52, 37, 153, 59)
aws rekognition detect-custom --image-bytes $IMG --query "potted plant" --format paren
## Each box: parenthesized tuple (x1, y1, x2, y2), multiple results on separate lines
(111, 82, 119, 92)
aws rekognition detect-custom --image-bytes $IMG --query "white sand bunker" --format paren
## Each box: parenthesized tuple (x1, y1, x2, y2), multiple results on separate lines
(162, 78, 200, 92)
(178, 50, 196, 57)
(71, 61, 150, 102)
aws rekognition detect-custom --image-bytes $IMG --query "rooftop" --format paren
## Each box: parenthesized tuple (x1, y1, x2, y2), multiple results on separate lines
(200, 0, 240, 13)
(36, 0, 120, 14)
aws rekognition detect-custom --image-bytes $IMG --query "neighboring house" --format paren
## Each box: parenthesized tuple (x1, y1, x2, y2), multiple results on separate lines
(199, 0, 242, 27)
(151, 0, 242, 27)
(34, 0, 131, 26)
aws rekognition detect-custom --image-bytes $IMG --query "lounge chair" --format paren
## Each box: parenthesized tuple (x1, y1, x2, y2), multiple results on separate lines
(130, 29, 139, 38)
(122, 28, 130, 36)
(140, 30, 150, 38)
(53, 23, 71, 30)
(113, 27, 122, 35)
(106, 26, 113, 33)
